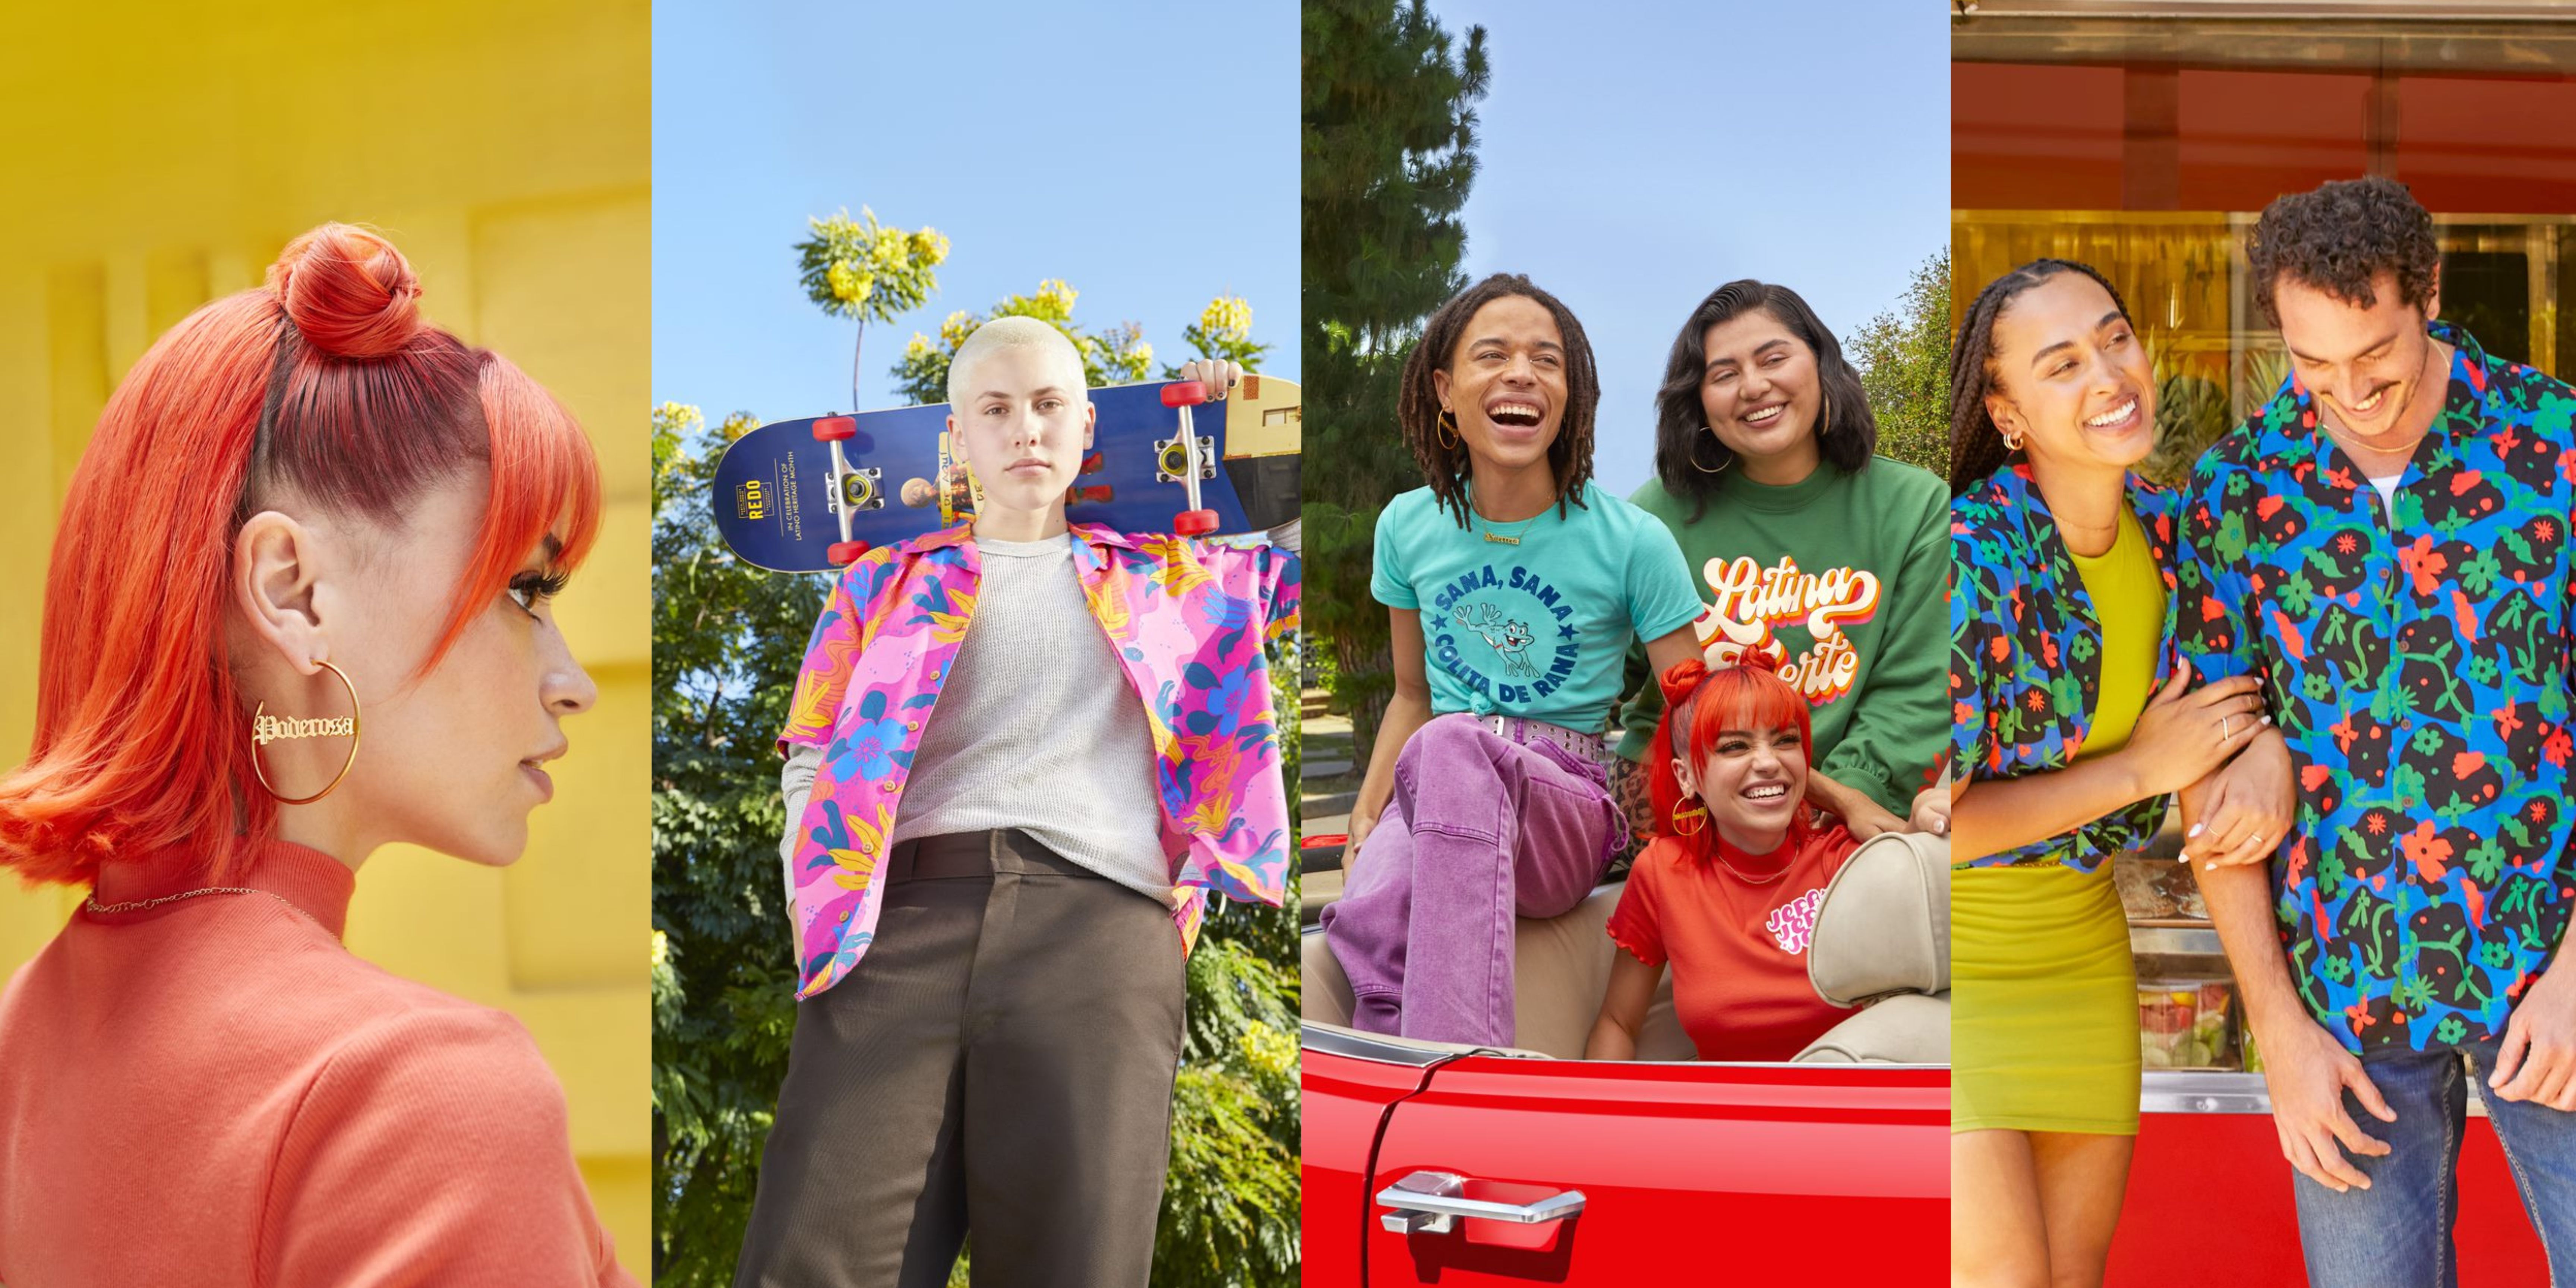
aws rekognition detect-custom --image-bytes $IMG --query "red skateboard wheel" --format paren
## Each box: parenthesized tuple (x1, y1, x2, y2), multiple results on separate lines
(826, 540, 871, 565)
(812, 416, 857, 442)
(1160, 382, 1209, 408)
(1174, 509, 1218, 536)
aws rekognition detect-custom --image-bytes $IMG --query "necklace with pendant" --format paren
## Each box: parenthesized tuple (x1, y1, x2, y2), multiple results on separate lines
(1473, 503, 1542, 545)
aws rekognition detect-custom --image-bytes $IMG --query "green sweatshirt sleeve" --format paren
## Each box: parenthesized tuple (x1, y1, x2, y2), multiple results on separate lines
(1614, 637, 1664, 763)
(1814, 473, 1950, 814)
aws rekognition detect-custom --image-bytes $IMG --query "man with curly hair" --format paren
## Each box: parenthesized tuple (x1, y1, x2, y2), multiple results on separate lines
(2176, 175, 2576, 1283)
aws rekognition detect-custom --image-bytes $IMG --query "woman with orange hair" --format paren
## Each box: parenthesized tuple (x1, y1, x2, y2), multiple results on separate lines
(0, 225, 633, 1285)
(1585, 650, 1865, 1062)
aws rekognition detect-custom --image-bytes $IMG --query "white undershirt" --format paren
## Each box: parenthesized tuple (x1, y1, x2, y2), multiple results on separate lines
(2368, 473, 2403, 520)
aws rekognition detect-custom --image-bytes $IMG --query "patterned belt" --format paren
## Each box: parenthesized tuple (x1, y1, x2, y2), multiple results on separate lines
(1474, 713, 1617, 768)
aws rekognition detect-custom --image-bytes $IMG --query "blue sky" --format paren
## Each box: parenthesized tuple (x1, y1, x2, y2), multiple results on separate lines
(1436, 0, 1950, 492)
(653, 0, 1299, 422)
(652, 0, 1947, 495)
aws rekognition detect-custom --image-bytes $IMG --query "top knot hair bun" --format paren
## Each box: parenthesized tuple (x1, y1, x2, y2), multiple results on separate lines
(1731, 647, 1786, 678)
(265, 223, 424, 359)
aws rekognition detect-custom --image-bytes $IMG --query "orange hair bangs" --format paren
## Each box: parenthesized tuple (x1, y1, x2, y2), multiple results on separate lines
(0, 224, 599, 886)
(1645, 652, 1816, 861)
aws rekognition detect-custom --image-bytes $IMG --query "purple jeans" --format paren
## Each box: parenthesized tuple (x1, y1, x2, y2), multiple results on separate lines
(1320, 713, 1622, 1046)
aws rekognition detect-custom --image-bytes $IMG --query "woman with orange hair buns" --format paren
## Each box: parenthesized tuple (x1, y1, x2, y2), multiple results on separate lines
(1585, 650, 1864, 1062)
(0, 225, 633, 1285)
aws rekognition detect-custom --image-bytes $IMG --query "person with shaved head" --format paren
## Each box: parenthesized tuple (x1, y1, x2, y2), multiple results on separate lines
(728, 320, 1301, 1287)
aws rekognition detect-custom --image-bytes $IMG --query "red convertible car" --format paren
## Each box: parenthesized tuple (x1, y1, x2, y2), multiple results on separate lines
(1299, 832, 1951, 1285)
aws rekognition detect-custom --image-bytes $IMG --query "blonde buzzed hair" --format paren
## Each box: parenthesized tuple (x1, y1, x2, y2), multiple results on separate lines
(946, 316, 1089, 410)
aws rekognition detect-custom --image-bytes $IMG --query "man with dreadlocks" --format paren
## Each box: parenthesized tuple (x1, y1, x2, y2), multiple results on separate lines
(1317, 273, 1705, 1048)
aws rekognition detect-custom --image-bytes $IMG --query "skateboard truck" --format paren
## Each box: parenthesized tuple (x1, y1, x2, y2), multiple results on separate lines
(1158, 382, 1220, 537)
(811, 415, 876, 566)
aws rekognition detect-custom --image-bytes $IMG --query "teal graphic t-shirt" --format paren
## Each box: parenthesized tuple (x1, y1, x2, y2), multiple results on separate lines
(1372, 480, 1702, 732)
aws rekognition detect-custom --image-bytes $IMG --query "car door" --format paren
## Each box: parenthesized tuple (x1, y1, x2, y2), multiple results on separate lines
(1362, 1054, 1948, 1285)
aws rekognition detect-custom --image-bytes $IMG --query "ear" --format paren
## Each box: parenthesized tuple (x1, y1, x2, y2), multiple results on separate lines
(1083, 400, 1098, 449)
(1431, 367, 1452, 412)
(2423, 261, 2443, 323)
(945, 411, 957, 437)
(234, 510, 332, 673)
(1670, 755, 1700, 800)
(1985, 392, 2023, 445)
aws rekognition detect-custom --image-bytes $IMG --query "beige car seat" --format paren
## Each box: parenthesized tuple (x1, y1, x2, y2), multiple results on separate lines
(1793, 830, 1951, 1064)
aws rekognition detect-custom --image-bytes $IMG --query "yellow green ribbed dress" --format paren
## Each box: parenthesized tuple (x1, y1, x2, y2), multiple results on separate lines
(1952, 502, 2162, 1136)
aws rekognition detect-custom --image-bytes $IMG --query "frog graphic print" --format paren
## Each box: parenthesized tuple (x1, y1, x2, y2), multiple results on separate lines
(1370, 482, 1706, 733)
(1432, 566, 1579, 702)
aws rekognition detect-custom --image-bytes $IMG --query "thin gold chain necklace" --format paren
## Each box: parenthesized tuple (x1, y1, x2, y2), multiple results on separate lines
(1469, 487, 1545, 546)
(1712, 852, 1793, 886)
(86, 886, 322, 930)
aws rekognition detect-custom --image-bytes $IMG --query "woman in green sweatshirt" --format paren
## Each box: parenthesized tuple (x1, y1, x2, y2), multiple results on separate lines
(1614, 280, 1950, 839)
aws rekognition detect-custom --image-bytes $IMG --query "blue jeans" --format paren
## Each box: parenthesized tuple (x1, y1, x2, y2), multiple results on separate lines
(2292, 1038, 2576, 1287)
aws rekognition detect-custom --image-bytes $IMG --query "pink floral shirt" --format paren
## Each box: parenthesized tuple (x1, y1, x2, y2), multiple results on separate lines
(777, 522, 1300, 998)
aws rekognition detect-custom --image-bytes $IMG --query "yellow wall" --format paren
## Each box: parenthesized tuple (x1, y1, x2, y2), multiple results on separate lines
(0, 1, 649, 1269)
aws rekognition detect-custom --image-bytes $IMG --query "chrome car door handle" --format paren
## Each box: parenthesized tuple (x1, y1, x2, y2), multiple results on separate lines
(1375, 1170, 1587, 1234)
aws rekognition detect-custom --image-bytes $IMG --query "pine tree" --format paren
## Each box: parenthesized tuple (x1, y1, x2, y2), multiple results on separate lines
(1302, 0, 1489, 767)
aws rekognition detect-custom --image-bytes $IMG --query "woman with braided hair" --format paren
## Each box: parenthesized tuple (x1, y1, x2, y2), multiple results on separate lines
(1946, 258, 2289, 1287)
(1585, 649, 1865, 1063)
(1320, 273, 1705, 1048)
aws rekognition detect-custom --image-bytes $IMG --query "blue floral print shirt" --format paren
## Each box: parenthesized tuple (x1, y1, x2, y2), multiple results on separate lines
(2175, 322, 2576, 1054)
(1949, 463, 2183, 872)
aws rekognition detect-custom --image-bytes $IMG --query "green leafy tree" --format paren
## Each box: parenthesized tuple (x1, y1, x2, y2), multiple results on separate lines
(1847, 250, 1950, 477)
(1303, 0, 1489, 768)
(654, 243, 1300, 1285)
(795, 206, 950, 410)
(650, 402, 823, 1285)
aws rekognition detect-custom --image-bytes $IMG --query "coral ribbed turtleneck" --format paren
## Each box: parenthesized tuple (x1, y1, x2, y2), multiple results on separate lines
(0, 838, 632, 1286)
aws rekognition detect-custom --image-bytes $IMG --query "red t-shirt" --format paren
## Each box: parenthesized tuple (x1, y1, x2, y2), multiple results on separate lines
(1605, 825, 1860, 1062)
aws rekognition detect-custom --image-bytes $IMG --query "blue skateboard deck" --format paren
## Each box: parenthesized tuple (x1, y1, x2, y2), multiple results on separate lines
(714, 376, 1300, 574)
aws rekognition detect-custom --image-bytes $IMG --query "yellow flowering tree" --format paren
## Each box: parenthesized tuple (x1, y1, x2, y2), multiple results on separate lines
(892, 281, 1272, 406)
(795, 206, 949, 410)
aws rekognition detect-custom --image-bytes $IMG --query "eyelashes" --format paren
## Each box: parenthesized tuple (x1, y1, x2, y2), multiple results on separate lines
(508, 568, 571, 613)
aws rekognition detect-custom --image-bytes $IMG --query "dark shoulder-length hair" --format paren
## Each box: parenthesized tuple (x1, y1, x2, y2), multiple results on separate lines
(1651, 280, 1876, 520)
(1398, 273, 1601, 527)
(1947, 258, 2133, 497)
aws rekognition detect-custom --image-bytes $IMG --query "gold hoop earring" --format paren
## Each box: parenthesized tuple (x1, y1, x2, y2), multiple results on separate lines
(1671, 799, 1709, 836)
(1436, 408, 1461, 451)
(1690, 429, 1732, 475)
(2001, 427, 2026, 451)
(250, 659, 362, 805)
